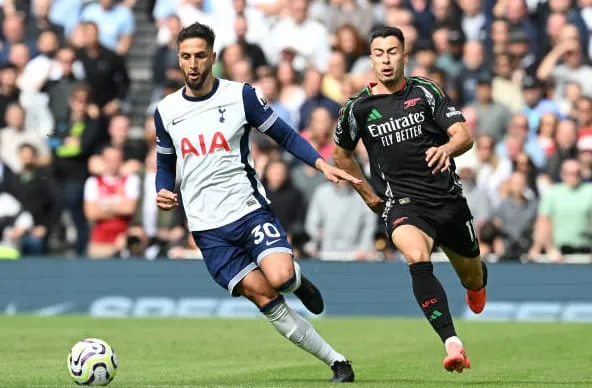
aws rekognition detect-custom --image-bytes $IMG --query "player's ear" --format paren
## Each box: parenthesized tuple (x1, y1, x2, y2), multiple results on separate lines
(211, 51, 217, 63)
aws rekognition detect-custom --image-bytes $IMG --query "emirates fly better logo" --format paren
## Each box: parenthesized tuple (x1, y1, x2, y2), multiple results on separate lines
(367, 111, 426, 147)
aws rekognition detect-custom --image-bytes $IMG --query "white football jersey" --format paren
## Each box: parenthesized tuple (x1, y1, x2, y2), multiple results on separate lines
(155, 79, 279, 231)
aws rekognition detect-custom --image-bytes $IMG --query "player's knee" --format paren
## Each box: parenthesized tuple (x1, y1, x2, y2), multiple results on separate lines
(266, 265, 296, 291)
(403, 248, 431, 264)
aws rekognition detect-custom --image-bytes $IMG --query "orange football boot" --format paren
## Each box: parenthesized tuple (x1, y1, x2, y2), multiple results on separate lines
(466, 288, 487, 314)
(443, 341, 471, 373)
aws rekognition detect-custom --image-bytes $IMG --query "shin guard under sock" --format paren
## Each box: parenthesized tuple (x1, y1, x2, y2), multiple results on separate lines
(409, 262, 456, 342)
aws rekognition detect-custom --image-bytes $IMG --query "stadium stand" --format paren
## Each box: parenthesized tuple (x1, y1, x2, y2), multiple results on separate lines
(0, 0, 589, 263)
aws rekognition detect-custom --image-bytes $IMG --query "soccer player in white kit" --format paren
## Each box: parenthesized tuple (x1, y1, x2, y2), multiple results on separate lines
(154, 22, 357, 382)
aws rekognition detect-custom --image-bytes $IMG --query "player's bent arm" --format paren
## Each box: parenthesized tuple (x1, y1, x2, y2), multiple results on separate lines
(443, 122, 474, 158)
(333, 145, 383, 213)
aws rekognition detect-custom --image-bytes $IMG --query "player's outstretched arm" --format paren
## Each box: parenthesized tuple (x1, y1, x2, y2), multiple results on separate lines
(242, 84, 360, 185)
(261, 116, 361, 184)
(333, 145, 384, 214)
(264, 119, 361, 185)
(425, 122, 473, 174)
(314, 157, 362, 185)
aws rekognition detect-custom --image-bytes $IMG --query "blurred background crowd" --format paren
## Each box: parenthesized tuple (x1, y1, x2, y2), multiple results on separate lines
(0, 0, 589, 262)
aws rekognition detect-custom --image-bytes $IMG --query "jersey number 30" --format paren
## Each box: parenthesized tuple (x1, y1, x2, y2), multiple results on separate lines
(251, 223, 281, 245)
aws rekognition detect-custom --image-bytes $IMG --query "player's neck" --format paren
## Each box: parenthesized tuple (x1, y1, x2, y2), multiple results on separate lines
(184, 76, 216, 98)
(373, 77, 406, 95)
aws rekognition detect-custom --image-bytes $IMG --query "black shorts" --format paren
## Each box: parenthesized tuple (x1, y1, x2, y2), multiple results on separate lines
(385, 197, 480, 258)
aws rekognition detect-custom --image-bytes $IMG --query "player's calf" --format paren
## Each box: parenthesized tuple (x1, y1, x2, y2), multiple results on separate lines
(261, 257, 324, 314)
(459, 260, 487, 290)
(444, 246, 488, 314)
(459, 261, 488, 315)
(409, 261, 457, 342)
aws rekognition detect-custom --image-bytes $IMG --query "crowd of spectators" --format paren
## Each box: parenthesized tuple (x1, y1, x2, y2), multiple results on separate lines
(0, 0, 589, 263)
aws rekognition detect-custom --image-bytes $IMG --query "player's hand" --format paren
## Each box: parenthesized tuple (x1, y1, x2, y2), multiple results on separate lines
(156, 189, 179, 211)
(316, 159, 362, 185)
(425, 146, 451, 174)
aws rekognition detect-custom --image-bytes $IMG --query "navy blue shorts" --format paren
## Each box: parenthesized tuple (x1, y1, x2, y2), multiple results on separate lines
(191, 208, 293, 296)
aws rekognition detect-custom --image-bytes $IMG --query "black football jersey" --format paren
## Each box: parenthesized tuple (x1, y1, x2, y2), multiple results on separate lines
(334, 76, 466, 205)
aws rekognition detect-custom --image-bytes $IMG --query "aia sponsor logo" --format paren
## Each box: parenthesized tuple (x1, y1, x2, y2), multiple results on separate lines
(180, 131, 230, 158)
(392, 216, 408, 228)
(403, 97, 421, 109)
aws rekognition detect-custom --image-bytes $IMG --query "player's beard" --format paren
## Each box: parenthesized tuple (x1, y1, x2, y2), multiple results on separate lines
(185, 67, 211, 93)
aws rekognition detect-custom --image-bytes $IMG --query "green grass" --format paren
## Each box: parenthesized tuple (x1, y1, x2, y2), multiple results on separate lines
(0, 317, 591, 387)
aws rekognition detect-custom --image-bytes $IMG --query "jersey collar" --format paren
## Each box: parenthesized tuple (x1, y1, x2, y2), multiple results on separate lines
(367, 77, 407, 95)
(182, 78, 220, 102)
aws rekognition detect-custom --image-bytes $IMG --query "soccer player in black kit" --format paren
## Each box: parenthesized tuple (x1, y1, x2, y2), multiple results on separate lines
(333, 26, 488, 373)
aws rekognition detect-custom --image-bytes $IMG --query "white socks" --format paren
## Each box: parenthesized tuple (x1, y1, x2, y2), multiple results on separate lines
(262, 297, 346, 366)
(445, 336, 463, 352)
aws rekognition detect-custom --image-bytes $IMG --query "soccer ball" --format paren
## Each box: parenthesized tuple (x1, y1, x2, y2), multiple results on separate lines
(67, 338, 118, 386)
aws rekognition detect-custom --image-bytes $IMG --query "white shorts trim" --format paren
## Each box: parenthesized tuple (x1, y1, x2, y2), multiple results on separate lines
(256, 247, 293, 265)
(227, 262, 258, 295)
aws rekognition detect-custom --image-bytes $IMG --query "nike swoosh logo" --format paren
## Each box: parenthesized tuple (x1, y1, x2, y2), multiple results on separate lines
(172, 118, 187, 125)
(266, 239, 281, 246)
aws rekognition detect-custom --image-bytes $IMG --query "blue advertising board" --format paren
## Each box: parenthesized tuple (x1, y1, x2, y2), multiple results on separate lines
(1, 259, 591, 321)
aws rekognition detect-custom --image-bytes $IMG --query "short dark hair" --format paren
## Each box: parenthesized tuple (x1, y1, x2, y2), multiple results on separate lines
(177, 22, 216, 49)
(369, 26, 405, 48)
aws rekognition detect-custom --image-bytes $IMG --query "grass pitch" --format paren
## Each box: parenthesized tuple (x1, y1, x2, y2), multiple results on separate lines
(0, 317, 590, 387)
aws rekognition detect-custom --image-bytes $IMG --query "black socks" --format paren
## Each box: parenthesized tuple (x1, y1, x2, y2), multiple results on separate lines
(409, 262, 456, 342)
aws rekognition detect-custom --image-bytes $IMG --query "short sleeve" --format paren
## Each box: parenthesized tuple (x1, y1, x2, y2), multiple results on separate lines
(120, 7, 135, 35)
(333, 98, 360, 150)
(155, 108, 175, 155)
(242, 84, 278, 132)
(124, 174, 140, 199)
(83, 177, 99, 202)
(433, 94, 464, 132)
(434, 94, 465, 131)
(415, 77, 464, 132)
(538, 187, 555, 217)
